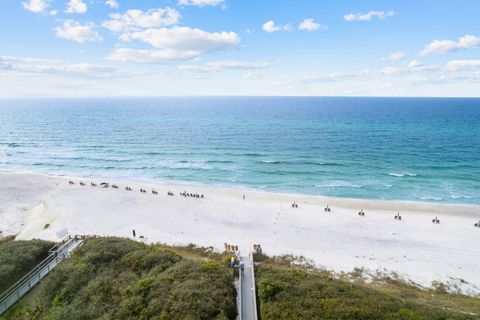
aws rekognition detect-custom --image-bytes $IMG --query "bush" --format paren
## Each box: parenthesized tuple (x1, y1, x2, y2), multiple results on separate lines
(5, 237, 237, 320)
(256, 257, 480, 320)
(0, 239, 53, 291)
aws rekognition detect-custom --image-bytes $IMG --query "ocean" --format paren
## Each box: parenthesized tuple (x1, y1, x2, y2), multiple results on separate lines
(0, 97, 479, 204)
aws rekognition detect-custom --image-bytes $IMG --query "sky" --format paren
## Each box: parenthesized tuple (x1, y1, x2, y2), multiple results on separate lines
(1, 0, 480, 97)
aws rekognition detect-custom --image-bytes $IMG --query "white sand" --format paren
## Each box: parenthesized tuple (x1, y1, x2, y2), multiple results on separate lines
(1, 172, 479, 295)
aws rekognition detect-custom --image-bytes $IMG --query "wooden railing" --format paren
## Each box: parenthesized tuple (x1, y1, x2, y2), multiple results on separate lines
(238, 252, 243, 320)
(249, 252, 259, 320)
(0, 235, 88, 315)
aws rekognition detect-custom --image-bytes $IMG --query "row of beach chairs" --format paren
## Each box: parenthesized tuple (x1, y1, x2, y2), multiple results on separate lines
(68, 180, 185, 197)
(180, 191, 204, 198)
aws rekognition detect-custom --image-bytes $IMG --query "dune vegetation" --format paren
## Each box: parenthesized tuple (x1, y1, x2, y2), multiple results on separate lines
(2, 237, 237, 320)
(254, 253, 480, 320)
(3, 237, 480, 320)
(0, 237, 53, 292)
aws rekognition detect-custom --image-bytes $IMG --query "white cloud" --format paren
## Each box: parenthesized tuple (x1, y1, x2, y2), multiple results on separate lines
(262, 21, 280, 33)
(275, 61, 479, 92)
(107, 48, 200, 62)
(179, 60, 271, 72)
(445, 60, 480, 70)
(49, 10, 58, 16)
(420, 35, 480, 56)
(102, 8, 180, 32)
(298, 18, 325, 32)
(22, 0, 49, 13)
(177, 65, 212, 72)
(243, 71, 265, 79)
(262, 20, 292, 33)
(66, 0, 87, 14)
(344, 10, 395, 22)
(279, 61, 439, 89)
(382, 60, 437, 75)
(55, 20, 103, 43)
(0, 55, 133, 78)
(178, 0, 225, 7)
(117, 27, 239, 61)
(470, 71, 480, 80)
(384, 51, 406, 61)
(105, 0, 118, 9)
(277, 70, 376, 88)
(408, 60, 422, 69)
(0, 57, 14, 70)
(207, 60, 270, 70)
(381, 66, 403, 75)
(108, 27, 242, 63)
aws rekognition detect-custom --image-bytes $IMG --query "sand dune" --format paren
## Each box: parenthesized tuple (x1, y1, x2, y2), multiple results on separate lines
(1, 172, 479, 295)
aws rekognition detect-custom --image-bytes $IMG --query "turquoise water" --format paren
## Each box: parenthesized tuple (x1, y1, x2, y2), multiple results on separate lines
(0, 97, 479, 204)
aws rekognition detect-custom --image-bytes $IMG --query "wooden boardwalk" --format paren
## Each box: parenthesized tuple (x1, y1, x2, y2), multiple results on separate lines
(239, 254, 258, 320)
(0, 236, 85, 315)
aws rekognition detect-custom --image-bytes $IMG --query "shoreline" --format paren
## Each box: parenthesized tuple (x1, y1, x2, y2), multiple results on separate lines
(3, 170, 480, 212)
(1, 171, 480, 295)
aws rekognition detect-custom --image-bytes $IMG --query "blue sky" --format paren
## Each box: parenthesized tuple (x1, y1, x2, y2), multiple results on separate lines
(1, 0, 479, 97)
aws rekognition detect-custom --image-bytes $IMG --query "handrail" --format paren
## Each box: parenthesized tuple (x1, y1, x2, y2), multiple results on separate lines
(47, 236, 70, 253)
(249, 252, 258, 320)
(0, 238, 73, 302)
(0, 235, 88, 315)
(238, 252, 243, 320)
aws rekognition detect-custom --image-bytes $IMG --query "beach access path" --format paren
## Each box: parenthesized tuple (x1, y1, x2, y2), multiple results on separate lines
(0, 236, 85, 315)
(240, 254, 258, 320)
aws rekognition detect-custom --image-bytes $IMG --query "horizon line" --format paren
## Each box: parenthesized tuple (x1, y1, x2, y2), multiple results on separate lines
(1, 95, 480, 100)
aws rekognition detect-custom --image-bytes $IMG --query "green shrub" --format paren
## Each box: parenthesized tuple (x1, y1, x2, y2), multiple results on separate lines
(5, 237, 237, 320)
(256, 258, 480, 320)
(0, 239, 53, 291)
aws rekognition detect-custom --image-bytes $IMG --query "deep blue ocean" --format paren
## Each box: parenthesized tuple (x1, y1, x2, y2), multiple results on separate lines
(0, 97, 479, 204)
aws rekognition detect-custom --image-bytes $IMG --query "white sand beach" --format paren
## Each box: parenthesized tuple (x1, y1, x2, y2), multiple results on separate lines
(1, 172, 479, 295)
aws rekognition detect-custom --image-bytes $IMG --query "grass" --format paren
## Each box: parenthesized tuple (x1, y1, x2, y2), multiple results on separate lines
(254, 254, 480, 320)
(0, 238, 53, 292)
(1, 237, 237, 320)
